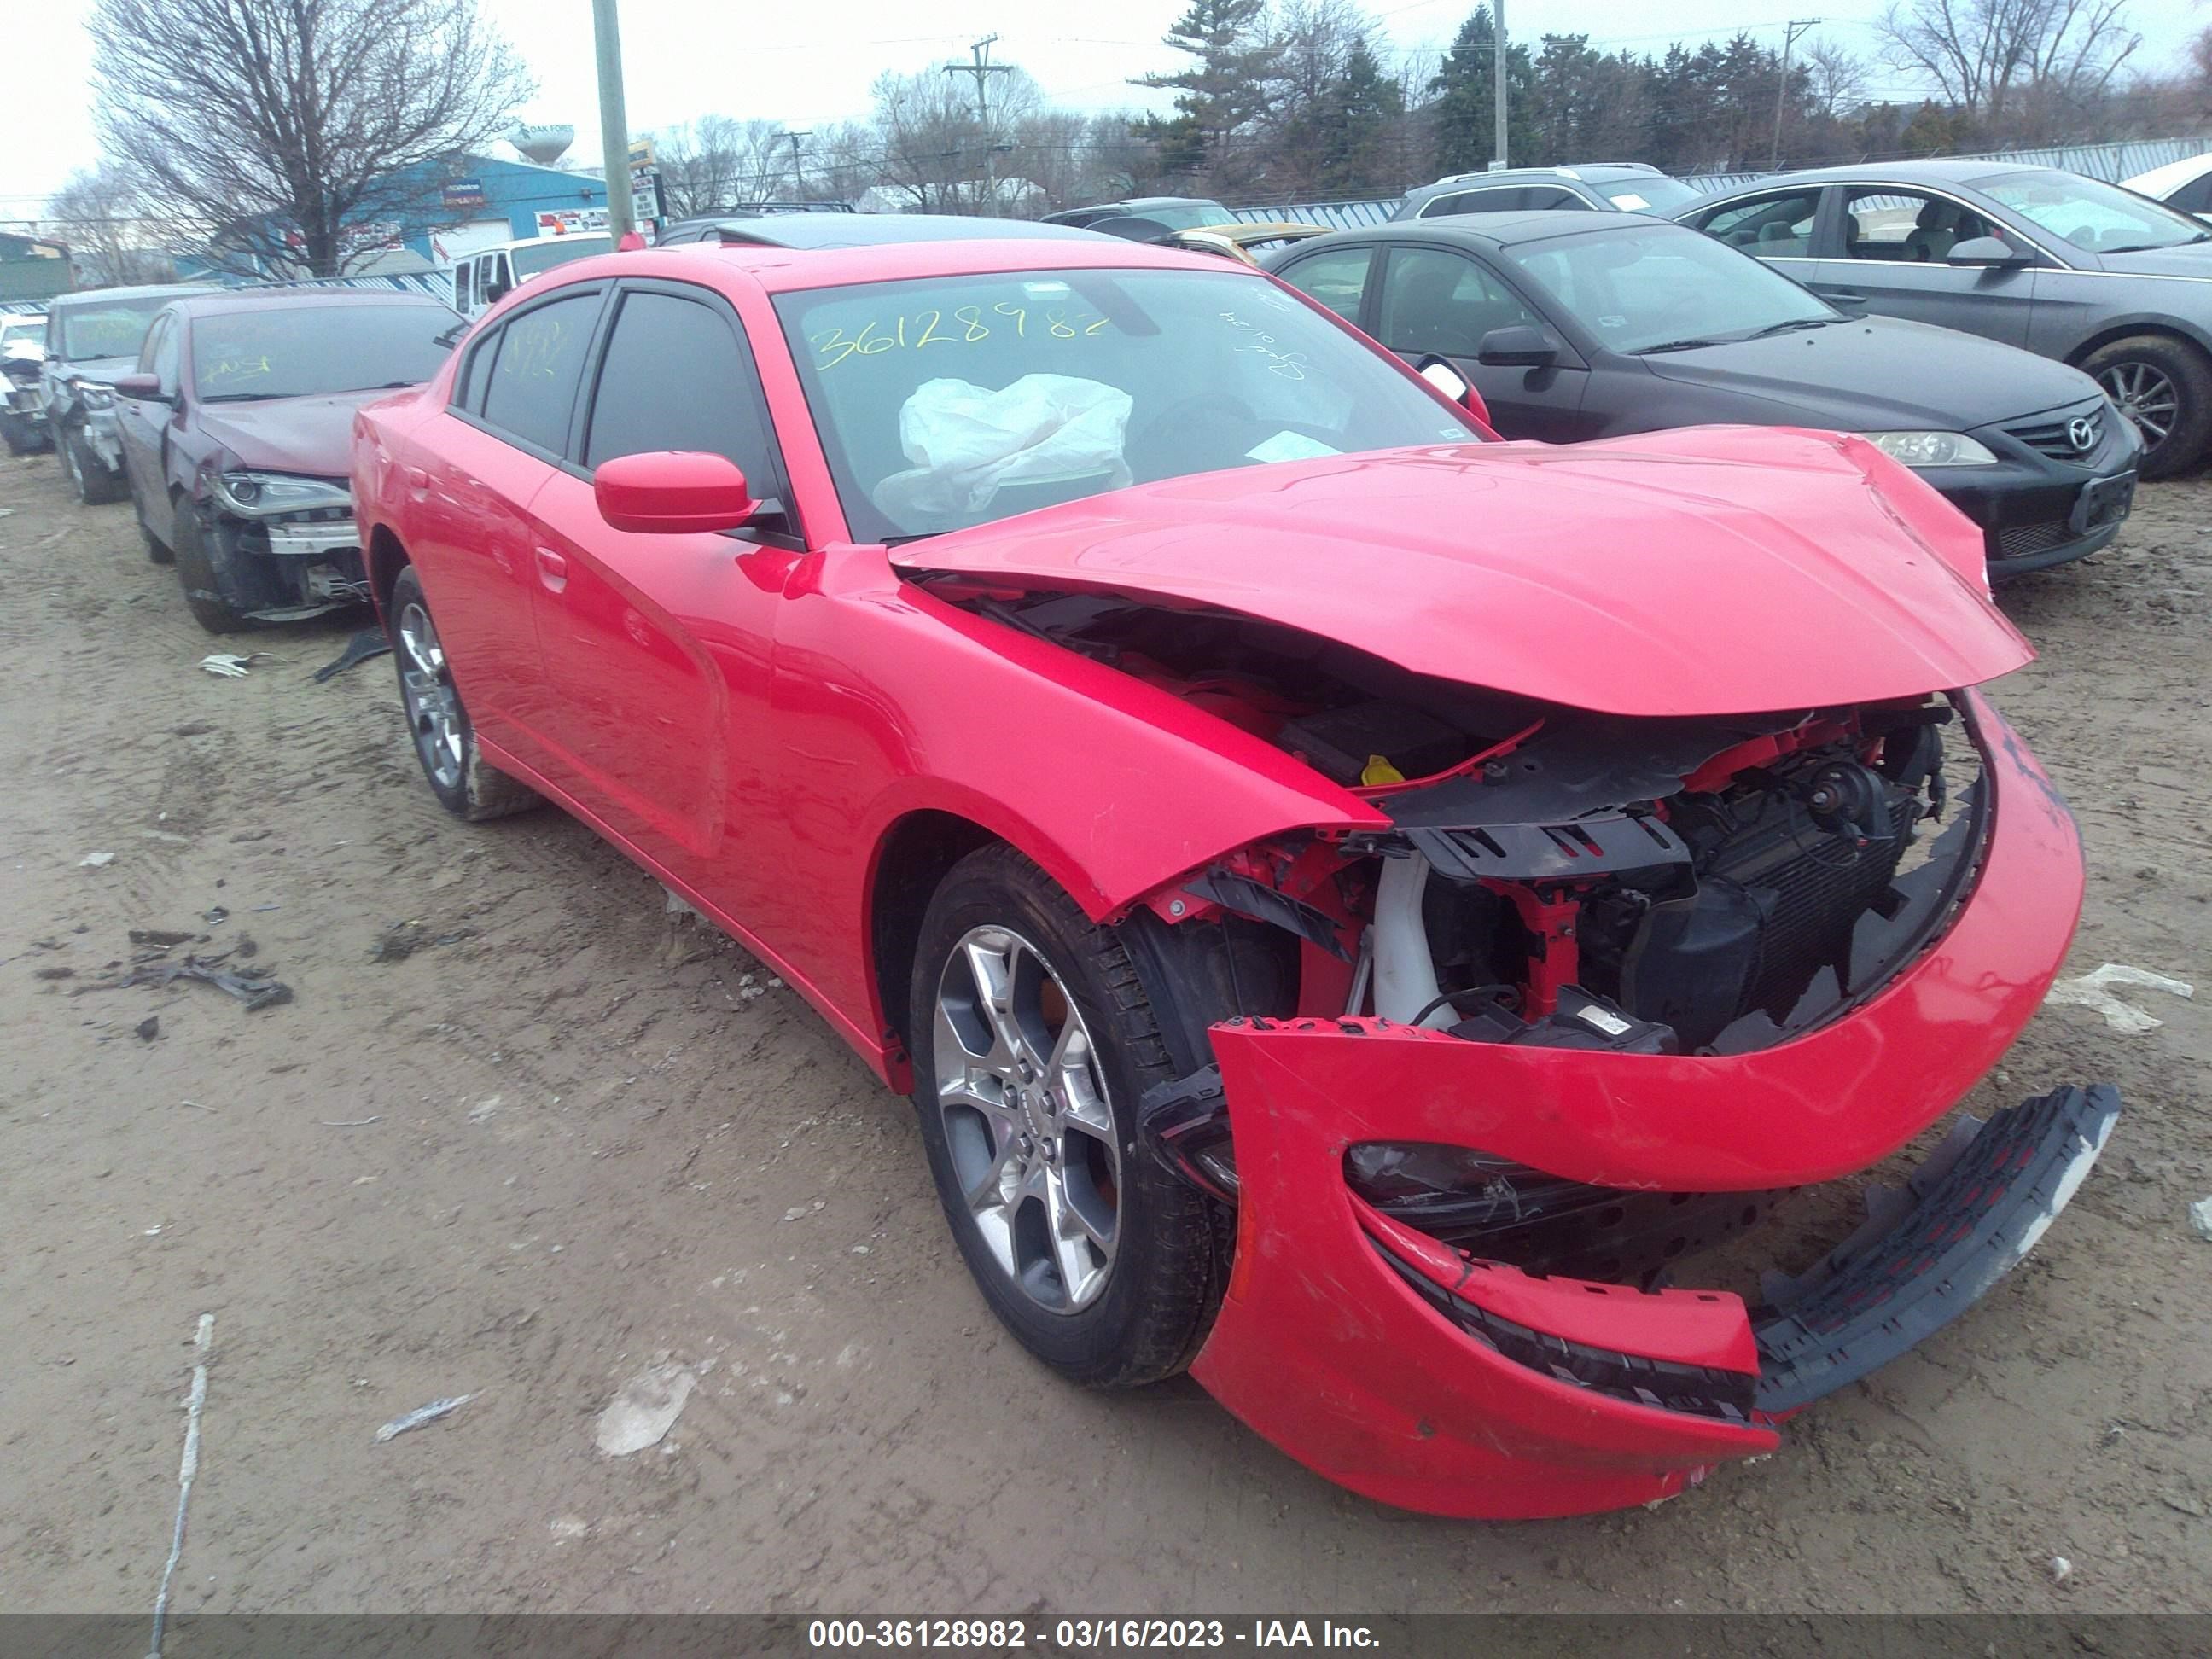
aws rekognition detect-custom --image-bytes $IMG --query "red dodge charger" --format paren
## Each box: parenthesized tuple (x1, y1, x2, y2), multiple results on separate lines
(351, 235, 2114, 1519)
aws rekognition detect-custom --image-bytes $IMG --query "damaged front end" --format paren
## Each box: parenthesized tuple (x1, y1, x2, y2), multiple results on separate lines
(193, 468, 371, 622)
(1119, 683, 2110, 1516)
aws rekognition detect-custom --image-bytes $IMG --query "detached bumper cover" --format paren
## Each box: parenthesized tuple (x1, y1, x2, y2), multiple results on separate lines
(1179, 693, 2107, 1518)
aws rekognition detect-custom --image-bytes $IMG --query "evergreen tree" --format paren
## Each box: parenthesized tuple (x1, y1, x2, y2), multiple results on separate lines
(1132, 0, 1284, 183)
(1427, 6, 1534, 177)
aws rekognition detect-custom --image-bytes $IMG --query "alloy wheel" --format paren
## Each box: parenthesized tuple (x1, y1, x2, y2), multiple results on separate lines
(396, 600, 464, 791)
(2098, 359, 2180, 448)
(932, 924, 1120, 1314)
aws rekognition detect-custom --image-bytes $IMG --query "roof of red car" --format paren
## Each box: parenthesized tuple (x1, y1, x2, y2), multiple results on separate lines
(544, 236, 1244, 296)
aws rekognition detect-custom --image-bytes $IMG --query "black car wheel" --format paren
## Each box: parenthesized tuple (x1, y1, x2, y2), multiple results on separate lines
(2084, 335, 2212, 480)
(171, 509, 248, 634)
(387, 564, 541, 821)
(907, 846, 1287, 1388)
(61, 423, 128, 504)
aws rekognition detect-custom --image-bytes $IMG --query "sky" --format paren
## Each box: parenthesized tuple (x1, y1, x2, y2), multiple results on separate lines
(1, 0, 2203, 218)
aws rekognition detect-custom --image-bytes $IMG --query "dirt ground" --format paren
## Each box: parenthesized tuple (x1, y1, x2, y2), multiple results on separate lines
(0, 447, 2206, 1618)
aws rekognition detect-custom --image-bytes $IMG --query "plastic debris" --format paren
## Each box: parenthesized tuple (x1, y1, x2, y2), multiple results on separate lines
(594, 1364, 696, 1457)
(198, 652, 278, 678)
(2049, 1555, 2073, 1584)
(75, 953, 293, 1012)
(311, 628, 393, 684)
(2190, 1196, 2212, 1243)
(374, 1394, 475, 1442)
(136, 1016, 160, 1041)
(2045, 963, 2194, 1034)
(79, 852, 114, 868)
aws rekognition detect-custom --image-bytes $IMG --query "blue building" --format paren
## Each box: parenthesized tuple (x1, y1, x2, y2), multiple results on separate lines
(387, 152, 610, 268)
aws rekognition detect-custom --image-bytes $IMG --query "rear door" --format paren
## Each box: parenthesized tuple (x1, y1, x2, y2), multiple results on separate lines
(524, 277, 796, 875)
(1816, 186, 2037, 345)
(410, 283, 608, 765)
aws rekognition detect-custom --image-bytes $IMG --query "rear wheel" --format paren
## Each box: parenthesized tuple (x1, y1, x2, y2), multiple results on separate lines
(388, 564, 540, 821)
(2084, 334, 2212, 480)
(908, 846, 1273, 1388)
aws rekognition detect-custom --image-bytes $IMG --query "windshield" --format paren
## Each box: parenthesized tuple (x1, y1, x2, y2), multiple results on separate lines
(511, 235, 614, 277)
(775, 266, 1478, 542)
(1, 317, 41, 351)
(191, 306, 457, 399)
(59, 295, 171, 362)
(1600, 177, 1703, 215)
(1978, 170, 2208, 253)
(1505, 223, 1836, 353)
(1143, 201, 1234, 230)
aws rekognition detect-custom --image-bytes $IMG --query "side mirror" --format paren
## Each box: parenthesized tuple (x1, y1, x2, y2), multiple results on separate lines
(113, 373, 170, 403)
(595, 450, 760, 534)
(1412, 354, 1491, 427)
(1947, 236, 2031, 268)
(1476, 324, 1558, 366)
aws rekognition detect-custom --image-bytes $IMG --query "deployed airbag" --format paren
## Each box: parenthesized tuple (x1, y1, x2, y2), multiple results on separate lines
(874, 374, 1133, 525)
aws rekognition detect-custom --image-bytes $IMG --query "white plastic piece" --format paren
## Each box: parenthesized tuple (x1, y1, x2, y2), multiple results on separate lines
(872, 375, 1132, 525)
(374, 1394, 475, 1442)
(594, 1363, 696, 1457)
(148, 1313, 214, 1659)
(2189, 1196, 2212, 1243)
(1372, 854, 1449, 1027)
(2045, 962, 2194, 1033)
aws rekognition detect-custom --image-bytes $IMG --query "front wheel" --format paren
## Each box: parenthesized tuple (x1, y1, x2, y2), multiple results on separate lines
(172, 509, 247, 633)
(909, 846, 1261, 1388)
(61, 424, 128, 504)
(387, 564, 540, 821)
(2084, 334, 2212, 480)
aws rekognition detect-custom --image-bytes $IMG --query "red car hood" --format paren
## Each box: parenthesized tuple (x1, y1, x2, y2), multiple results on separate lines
(197, 387, 396, 480)
(889, 427, 2031, 717)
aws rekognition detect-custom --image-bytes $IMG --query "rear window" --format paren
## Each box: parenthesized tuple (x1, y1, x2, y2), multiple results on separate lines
(191, 305, 456, 400)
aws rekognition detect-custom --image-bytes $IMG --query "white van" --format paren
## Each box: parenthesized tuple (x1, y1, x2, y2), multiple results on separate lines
(448, 232, 615, 319)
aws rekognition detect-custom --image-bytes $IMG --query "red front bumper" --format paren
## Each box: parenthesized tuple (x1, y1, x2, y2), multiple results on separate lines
(1186, 692, 2091, 1518)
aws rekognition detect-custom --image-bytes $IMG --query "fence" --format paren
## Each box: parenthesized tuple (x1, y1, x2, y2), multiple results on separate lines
(1225, 132, 2212, 229)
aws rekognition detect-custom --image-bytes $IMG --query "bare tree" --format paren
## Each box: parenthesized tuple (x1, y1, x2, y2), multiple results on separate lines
(46, 166, 177, 286)
(89, 0, 534, 277)
(868, 66, 1046, 213)
(1876, 0, 2139, 127)
(1804, 40, 1872, 119)
(650, 117, 791, 217)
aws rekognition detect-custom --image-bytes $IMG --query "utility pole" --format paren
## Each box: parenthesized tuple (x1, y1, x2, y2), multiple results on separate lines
(1772, 18, 1819, 170)
(591, 0, 634, 239)
(781, 131, 811, 202)
(1491, 0, 1508, 171)
(945, 35, 1014, 215)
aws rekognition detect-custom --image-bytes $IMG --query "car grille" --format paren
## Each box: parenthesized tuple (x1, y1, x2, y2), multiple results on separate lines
(1993, 521, 2077, 562)
(2005, 402, 2104, 460)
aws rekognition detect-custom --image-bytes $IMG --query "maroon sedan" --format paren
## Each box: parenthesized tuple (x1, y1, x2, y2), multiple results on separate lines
(113, 289, 458, 632)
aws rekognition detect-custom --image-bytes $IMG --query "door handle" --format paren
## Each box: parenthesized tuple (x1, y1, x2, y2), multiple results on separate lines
(534, 547, 568, 592)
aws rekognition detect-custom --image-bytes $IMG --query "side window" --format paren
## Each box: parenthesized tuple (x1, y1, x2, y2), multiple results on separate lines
(1375, 247, 1538, 358)
(1276, 246, 1376, 323)
(451, 329, 494, 412)
(1698, 190, 1823, 256)
(1841, 189, 1996, 262)
(1521, 187, 1592, 211)
(583, 289, 777, 485)
(2170, 173, 2212, 216)
(479, 291, 600, 455)
(452, 261, 474, 313)
(1421, 187, 1524, 218)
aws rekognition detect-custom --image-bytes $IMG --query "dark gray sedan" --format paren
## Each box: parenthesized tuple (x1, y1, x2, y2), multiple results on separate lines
(1266, 213, 2139, 575)
(1674, 160, 2212, 476)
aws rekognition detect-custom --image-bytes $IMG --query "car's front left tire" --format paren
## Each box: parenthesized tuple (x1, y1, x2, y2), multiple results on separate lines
(908, 845, 1278, 1388)
(387, 564, 540, 822)
(60, 423, 127, 504)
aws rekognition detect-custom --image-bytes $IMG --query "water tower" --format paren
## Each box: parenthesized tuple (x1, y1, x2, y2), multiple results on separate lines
(509, 124, 575, 166)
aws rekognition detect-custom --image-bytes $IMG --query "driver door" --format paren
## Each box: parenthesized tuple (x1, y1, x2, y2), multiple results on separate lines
(1370, 245, 1586, 441)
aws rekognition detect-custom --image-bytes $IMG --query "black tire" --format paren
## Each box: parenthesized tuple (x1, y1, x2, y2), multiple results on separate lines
(2082, 333, 2212, 480)
(387, 564, 540, 822)
(171, 509, 248, 634)
(139, 492, 177, 565)
(1, 414, 39, 457)
(907, 845, 1281, 1388)
(62, 424, 128, 504)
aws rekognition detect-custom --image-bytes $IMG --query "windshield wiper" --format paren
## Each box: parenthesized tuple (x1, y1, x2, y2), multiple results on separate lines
(199, 392, 287, 403)
(1745, 317, 1835, 337)
(2100, 235, 2210, 253)
(882, 532, 942, 546)
(1631, 336, 1728, 354)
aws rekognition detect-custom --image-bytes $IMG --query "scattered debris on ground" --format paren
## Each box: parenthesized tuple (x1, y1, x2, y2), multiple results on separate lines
(593, 1364, 696, 1457)
(78, 852, 114, 868)
(311, 629, 393, 684)
(76, 948, 294, 1012)
(198, 653, 281, 678)
(2044, 962, 2196, 1033)
(2190, 1197, 2212, 1243)
(374, 1394, 477, 1443)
